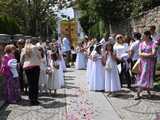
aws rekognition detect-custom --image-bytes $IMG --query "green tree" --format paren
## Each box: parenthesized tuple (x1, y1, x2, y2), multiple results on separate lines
(0, 0, 64, 39)
(0, 15, 20, 34)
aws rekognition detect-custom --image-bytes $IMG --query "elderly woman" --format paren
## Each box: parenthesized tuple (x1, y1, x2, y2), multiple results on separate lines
(21, 39, 41, 105)
(135, 31, 156, 100)
(113, 34, 132, 88)
(0, 44, 21, 103)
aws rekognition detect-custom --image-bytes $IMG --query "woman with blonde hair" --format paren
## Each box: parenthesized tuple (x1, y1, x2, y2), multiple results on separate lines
(21, 39, 41, 105)
(113, 34, 131, 88)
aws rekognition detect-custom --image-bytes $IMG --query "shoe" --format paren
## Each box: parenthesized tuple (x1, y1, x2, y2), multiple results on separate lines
(134, 96, 141, 100)
(35, 101, 40, 105)
(30, 101, 40, 106)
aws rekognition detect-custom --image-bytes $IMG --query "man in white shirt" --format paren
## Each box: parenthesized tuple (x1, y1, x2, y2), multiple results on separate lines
(62, 36, 71, 67)
(150, 25, 160, 41)
(129, 32, 141, 62)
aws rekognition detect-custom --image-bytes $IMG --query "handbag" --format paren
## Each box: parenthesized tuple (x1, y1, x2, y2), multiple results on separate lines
(132, 59, 140, 74)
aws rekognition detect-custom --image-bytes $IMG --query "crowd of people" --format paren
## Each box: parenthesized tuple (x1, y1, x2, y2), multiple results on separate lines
(0, 25, 160, 106)
(75, 25, 160, 100)
(0, 38, 68, 105)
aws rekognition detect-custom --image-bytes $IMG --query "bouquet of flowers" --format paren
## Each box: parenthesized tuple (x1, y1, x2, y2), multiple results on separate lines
(53, 62, 59, 69)
(46, 67, 52, 75)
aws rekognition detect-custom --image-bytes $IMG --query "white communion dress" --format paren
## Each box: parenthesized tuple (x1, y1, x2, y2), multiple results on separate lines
(104, 53, 121, 92)
(47, 60, 62, 90)
(86, 57, 93, 84)
(89, 51, 105, 91)
(39, 58, 48, 92)
(75, 47, 86, 70)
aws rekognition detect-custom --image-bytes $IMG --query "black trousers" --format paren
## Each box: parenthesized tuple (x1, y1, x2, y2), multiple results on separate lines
(64, 51, 71, 67)
(25, 66, 40, 102)
(119, 61, 132, 88)
(18, 64, 24, 91)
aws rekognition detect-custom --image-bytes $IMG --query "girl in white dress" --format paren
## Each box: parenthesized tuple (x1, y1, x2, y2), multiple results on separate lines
(89, 44, 105, 91)
(57, 42, 66, 72)
(39, 47, 48, 93)
(86, 46, 94, 84)
(102, 42, 121, 94)
(75, 42, 86, 70)
(58, 52, 65, 87)
(47, 48, 62, 95)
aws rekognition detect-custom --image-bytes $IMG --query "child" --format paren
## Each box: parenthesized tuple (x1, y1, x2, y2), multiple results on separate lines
(89, 44, 105, 91)
(75, 42, 86, 70)
(102, 42, 121, 95)
(86, 46, 94, 84)
(47, 48, 62, 95)
(39, 47, 48, 93)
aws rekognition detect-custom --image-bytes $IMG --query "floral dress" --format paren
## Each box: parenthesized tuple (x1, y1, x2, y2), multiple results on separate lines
(137, 41, 155, 89)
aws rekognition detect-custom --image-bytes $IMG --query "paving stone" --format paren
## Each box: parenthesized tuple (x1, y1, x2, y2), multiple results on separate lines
(1, 67, 159, 120)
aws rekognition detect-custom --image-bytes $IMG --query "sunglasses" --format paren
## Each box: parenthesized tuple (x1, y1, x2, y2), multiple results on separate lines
(117, 36, 122, 39)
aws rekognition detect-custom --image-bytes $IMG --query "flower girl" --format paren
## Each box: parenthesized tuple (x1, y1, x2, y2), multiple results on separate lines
(39, 47, 48, 93)
(47, 48, 62, 95)
(102, 42, 121, 95)
(75, 42, 86, 70)
(89, 44, 105, 91)
(86, 46, 94, 84)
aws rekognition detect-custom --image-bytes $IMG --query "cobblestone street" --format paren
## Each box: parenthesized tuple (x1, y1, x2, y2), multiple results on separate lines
(0, 68, 160, 120)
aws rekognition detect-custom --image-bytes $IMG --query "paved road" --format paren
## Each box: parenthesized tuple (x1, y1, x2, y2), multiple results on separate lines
(0, 67, 160, 120)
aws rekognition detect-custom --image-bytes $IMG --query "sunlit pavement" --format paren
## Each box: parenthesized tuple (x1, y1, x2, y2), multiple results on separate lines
(0, 67, 160, 120)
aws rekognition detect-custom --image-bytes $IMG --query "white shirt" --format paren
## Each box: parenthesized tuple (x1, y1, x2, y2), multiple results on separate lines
(151, 32, 160, 41)
(8, 59, 19, 78)
(113, 43, 129, 59)
(62, 37, 71, 52)
(130, 40, 140, 61)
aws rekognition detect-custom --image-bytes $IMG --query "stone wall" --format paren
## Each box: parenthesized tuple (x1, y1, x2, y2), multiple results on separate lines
(111, 6, 160, 35)
(111, 19, 132, 35)
(131, 6, 160, 33)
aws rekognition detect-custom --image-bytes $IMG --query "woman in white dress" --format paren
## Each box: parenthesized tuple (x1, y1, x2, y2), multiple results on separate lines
(47, 48, 62, 95)
(75, 42, 86, 70)
(89, 44, 105, 91)
(102, 42, 121, 95)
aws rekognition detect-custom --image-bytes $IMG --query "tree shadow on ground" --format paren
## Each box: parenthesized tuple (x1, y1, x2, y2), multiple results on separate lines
(64, 70, 74, 73)
(110, 93, 134, 99)
(65, 82, 75, 85)
(39, 97, 55, 102)
(64, 75, 76, 79)
(64, 85, 80, 89)
(142, 94, 160, 101)
(16, 96, 67, 109)
(52, 93, 78, 98)
(41, 101, 67, 109)
(64, 78, 74, 81)
(0, 104, 11, 120)
(17, 98, 30, 106)
(105, 89, 134, 99)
